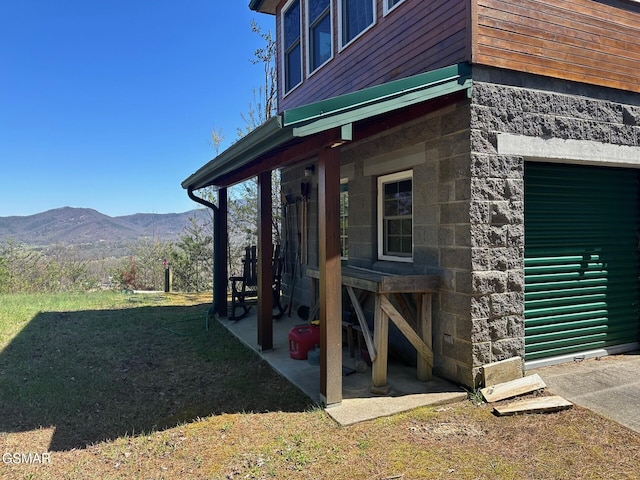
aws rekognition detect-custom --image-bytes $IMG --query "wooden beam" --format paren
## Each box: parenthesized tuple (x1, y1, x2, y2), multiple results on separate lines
(345, 286, 377, 362)
(380, 295, 434, 367)
(416, 293, 432, 381)
(257, 171, 273, 351)
(215, 187, 228, 317)
(493, 396, 573, 416)
(214, 128, 345, 188)
(318, 146, 342, 406)
(480, 374, 547, 403)
(372, 293, 390, 388)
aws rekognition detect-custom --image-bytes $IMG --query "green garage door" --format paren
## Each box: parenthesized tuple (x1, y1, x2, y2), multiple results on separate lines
(524, 162, 640, 361)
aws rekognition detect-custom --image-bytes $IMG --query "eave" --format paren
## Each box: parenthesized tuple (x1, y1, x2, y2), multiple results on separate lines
(182, 63, 472, 191)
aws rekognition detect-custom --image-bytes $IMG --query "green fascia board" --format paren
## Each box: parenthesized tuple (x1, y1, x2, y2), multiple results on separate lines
(284, 63, 472, 130)
(182, 63, 472, 190)
(181, 116, 293, 190)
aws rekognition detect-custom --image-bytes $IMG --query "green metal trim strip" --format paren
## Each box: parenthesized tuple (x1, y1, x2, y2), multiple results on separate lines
(283, 63, 472, 130)
(182, 63, 472, 190)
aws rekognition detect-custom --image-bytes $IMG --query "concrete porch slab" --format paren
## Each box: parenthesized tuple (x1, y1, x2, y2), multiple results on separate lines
(217, 310, 467, 425)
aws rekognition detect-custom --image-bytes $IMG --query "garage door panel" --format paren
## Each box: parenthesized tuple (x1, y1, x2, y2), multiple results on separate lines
(524, 162, 640, 361)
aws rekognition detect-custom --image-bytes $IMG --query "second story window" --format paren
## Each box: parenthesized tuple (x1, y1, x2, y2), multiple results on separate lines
(384, 0, 406, 15)
(283, 0, 302, 93)
(340, 0, 375, 48)
(308, 0, 332, 73)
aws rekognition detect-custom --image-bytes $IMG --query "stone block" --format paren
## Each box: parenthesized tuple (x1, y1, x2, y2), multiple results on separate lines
(470, 129, 498, 155)
(471, 295, 491, 319)
(441, 247, 471, 270)
(472, 271, 508, 294)
(491, 337, 525, 361)
(597, 102, 623, 124)
(490, 292, 524, 317)
(489, 155, 523, 179)
(441, 201, 470, 224)
(441, 291, 472, 317)
(472, 342, 492, 367)
(471, 224, 508, 248)
(455, 178, 471, 201)
(471, 177, 506, 201)
(471, 247, 491, 271)
(455, 224, 471, 248)
(469, 201, 490, 224)
(470, 153, 491, 178)
(507, 270, 525, 292)
(490, 200, 524, 225)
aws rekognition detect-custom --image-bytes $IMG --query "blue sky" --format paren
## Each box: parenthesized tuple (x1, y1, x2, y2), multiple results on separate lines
(0, 1, 275, 217)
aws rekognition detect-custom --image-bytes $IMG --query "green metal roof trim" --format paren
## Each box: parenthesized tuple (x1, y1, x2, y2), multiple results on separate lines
(284, 63, 472, 134)
(182, 63, 472, 190)
(248, 0, 277, 14)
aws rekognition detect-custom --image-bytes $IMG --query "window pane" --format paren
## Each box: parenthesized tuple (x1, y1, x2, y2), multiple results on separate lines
(311, 13, 331, 70)
(387, 236, 401, 254)
(401, 237, 412, 254)
(286, 44, 301, 90)
(284, 1, 301, 49)
(388, 219, 401, 235)
(401, 219, 412, 235)
(310, 0, 329, 22)
(342, 0, 374, 45)
(388, 0, 403, 9)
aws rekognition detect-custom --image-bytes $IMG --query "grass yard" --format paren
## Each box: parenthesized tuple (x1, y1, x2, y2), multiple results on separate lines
(0, 292, 639, 479)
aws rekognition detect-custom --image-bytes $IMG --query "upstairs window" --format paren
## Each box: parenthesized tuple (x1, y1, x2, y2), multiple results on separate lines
(283, 0, 302, 93)
(340, 0, 375, 48)
(378, 170, 413, 261)
(384, 0, 406, 15)
(308, 0, 332, 73)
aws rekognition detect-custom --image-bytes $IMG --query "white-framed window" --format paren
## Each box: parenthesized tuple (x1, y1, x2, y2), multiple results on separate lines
(307, 0, 333, 74)
(282, 0, 302, 94)
(340, 179, 349, 259)
(383, 0, 406, 15)
(377, 170, 413, 262)
(339, 0, 376, 49)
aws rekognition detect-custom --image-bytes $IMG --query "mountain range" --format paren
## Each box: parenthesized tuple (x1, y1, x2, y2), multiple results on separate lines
(0, 207, 210, 246)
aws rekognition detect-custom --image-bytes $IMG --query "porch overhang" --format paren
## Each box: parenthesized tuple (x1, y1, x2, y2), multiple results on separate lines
(181, 63, 472, 192)
(248, 0, 278, 14)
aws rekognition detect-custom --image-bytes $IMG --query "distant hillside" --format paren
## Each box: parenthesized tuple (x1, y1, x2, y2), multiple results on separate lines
(0, 207, 210, 246)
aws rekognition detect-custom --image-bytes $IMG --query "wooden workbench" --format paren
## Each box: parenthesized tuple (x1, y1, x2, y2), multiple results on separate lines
(306, 266, 440, 390)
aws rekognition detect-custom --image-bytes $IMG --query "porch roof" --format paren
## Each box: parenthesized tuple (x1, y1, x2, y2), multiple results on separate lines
(181, 63, 472, 191)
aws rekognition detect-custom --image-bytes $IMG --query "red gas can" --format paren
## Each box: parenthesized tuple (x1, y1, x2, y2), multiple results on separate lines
(289, 324, 320, 360)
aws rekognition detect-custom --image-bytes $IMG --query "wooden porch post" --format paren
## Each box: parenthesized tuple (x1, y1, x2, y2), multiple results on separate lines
(318, 147, 342, 406)
(257, 171, 273, 351)
(215, 187, 228, 317)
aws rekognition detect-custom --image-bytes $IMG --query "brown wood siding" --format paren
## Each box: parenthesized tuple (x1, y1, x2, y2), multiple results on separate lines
(474, 0, 640, 93)
(278, 0, 470, 112)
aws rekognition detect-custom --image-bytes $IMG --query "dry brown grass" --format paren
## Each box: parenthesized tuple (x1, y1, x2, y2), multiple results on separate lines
(1, 292, 639, 479)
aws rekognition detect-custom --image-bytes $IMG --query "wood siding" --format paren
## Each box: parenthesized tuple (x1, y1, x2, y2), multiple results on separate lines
(277, 0, 470, 112)
(474, 0, 640, 93)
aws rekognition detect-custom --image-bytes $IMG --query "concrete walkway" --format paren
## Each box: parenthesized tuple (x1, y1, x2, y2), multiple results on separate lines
(218, 312, 467, 425)
(533, 352, 640, 434)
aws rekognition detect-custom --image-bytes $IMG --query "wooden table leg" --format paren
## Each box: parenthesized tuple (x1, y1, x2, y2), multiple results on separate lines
(417, 293, 432, 381)
(372, 294, 389, 392)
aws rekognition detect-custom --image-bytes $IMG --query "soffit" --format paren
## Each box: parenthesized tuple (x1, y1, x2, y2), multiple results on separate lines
(182, 63, 472, 191)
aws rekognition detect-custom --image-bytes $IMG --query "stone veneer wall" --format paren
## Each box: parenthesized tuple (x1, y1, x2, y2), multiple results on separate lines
(280, 67, 640, 388)
(468, 66, 640, 385)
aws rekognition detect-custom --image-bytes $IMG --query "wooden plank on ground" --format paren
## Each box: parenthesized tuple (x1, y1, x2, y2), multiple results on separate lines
(482, 357, 523, 387)
(493, 396, 573, 416)
(481, 374, 547, 403)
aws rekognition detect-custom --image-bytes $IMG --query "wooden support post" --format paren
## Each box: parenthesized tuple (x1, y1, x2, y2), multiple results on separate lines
(372, 294, 389, 389)
(257, 171, 273, 351)
(215, 187, 228, 317)
(318, 147, 342, 406)
(417, 293, 432, 381)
